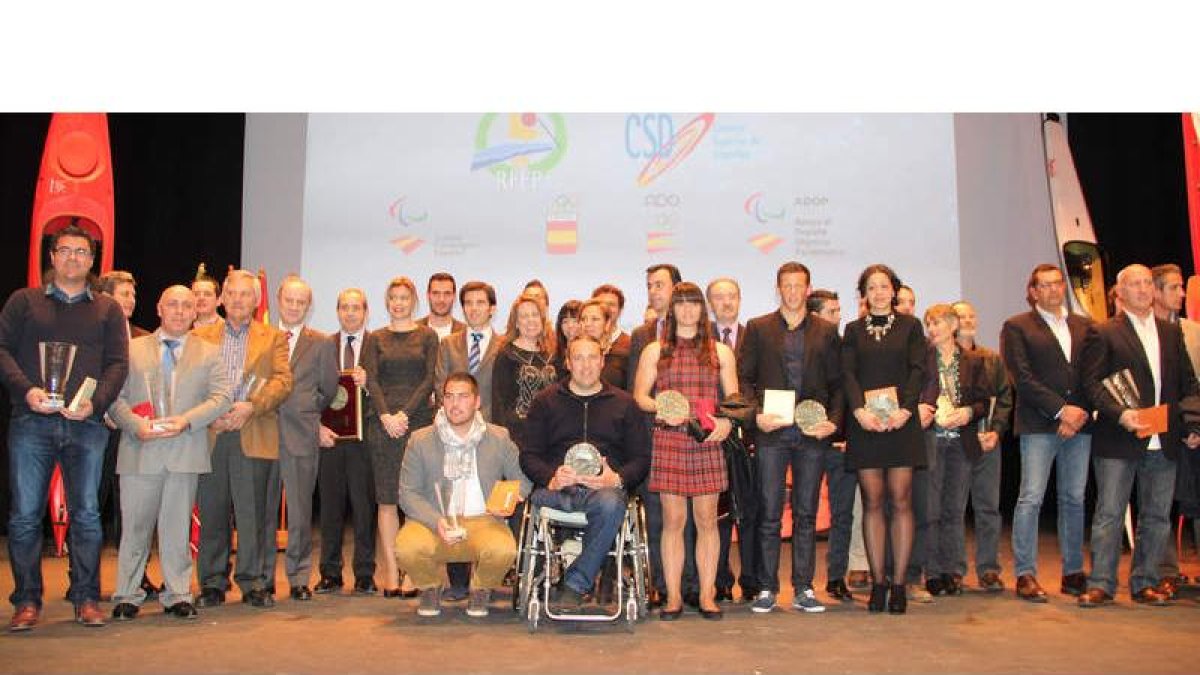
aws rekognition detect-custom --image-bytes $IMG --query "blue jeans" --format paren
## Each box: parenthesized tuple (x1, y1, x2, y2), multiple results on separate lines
(927, 435, 971, 576)
(958, 444, 1002, 577)
(1089, 451, 1176, 596)
(1011, 433, 1091, 578)
(756, 430, 825, 591)
(7, 413, 108, 608)
(530, 485, 627, 595)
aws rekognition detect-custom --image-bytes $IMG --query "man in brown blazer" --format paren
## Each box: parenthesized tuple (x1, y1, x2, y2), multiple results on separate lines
(192, 269, 293, 609)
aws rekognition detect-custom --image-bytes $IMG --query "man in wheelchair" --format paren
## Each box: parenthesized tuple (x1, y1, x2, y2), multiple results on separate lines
(520, 336, 651, 612)
(397, 373, 532, 618)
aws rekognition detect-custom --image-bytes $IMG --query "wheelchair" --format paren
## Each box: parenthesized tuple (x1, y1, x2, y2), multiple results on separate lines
(512, 493, 651, 632)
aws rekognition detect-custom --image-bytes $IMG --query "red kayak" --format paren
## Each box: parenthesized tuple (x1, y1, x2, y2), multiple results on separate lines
(28, 113, 115, 556)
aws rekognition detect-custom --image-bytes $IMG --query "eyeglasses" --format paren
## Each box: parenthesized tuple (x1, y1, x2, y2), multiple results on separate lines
(52, 246, 93, 259)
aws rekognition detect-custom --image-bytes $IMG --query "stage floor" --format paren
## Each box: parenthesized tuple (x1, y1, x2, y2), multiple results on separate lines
(1, 530, 1195, 675)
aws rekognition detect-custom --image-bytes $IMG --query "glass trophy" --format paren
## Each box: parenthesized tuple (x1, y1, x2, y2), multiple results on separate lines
(39, 341, 77, 410)
(145, 370, 177, 432)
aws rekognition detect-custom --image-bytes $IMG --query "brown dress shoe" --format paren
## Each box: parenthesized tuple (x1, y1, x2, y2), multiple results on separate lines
(1154, 577, 1179, 600)
(1077, 588, 1113, 608)
(1060, 572, 1087, 596)
(74, 600, 107, 627)
(1132, 587, 1170, 606)
(1015, 574, 1048, 603)
(9, 604, 40, 632)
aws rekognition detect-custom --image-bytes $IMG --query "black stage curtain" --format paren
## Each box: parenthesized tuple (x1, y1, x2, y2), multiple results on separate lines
(0, 113, 245, 532)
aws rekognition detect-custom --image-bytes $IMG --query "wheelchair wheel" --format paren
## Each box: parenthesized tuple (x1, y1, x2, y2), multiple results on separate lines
(632, 501, 652, 618)
(513, 504, 538, 614)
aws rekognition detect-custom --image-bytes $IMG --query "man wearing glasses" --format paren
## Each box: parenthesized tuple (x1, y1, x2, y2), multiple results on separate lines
(0, 225, 130, 631)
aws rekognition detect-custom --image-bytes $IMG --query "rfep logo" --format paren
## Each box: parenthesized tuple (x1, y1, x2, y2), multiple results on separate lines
(472, 113, 568, 190)
(625, 113, 715, 187)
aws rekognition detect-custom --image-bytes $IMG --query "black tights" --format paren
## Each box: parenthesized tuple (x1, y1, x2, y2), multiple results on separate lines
(858, 467, 913, 585)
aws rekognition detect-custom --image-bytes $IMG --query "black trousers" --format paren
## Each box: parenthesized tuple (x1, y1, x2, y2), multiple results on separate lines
(317, 439, 377, 582)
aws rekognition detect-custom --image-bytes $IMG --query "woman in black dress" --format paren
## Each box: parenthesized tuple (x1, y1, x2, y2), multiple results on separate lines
(492, 291, 557, 445)
(842, 264, 927, 614)
(362, 276, 438, 597)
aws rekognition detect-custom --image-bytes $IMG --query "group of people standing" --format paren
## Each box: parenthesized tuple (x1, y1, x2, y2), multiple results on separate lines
(3, 224, 1198, 632)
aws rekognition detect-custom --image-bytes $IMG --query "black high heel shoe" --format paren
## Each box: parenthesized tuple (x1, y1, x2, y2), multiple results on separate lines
(868, 584, 888, 613)
(888, 584, 907, 614)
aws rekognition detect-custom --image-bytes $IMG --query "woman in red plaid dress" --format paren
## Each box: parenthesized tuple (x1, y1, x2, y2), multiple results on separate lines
(633, 282, 739, 620)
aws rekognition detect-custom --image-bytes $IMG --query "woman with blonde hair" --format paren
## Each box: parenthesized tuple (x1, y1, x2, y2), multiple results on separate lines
(492, 291, 558, 445)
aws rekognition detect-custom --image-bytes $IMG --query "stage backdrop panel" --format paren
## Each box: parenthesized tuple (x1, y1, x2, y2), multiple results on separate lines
(289, 113, 961, 333)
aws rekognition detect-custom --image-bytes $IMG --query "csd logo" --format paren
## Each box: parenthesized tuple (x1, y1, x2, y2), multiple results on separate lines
(643, 193, 681, 208)
(625, 114, 676, 159)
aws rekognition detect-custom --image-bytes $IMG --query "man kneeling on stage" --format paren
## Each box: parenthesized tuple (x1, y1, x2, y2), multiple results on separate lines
(520, 336, 651, 611)
(397, 373, 531, 618)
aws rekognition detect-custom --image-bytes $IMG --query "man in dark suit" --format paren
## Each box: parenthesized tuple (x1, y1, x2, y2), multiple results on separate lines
(315, 288, 378, 595)
(1077, 264, 1200, 607)
(705, 277, 762, 604)
(592, 283, 631, 357)
(1000, 263, 1094, 602)
(738, 261, 843, 614)
(263, 275, 339, 601)
(417, 272, 465, 340)
(626, 263, 681, 607)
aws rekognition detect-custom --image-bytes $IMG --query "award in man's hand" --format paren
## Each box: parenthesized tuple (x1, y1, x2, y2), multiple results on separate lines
(146, 370, 177, 433)
(795, 400, 828, 436)
(565, 442, 602, 477)
(655, 390, 690, 422)
(864, 386, 900, 424)
(1101, 369, 1141, 409)
(321, 370, 363, 441)
(435, 480, 467, 543)
(39, 341, 77, 410)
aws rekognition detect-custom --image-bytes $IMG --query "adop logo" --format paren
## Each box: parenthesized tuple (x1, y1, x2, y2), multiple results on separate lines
(472, 113, 568, 190)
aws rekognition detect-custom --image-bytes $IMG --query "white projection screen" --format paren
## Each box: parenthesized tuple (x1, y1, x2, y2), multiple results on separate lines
(294, 113, 962, 333)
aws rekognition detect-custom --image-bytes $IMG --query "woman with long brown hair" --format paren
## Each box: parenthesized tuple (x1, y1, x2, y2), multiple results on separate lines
(633, 282, 738, 620)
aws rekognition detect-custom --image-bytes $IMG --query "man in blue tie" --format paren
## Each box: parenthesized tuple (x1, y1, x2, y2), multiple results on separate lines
(108, 286, 231, 621)
(434, 281, 504, 420)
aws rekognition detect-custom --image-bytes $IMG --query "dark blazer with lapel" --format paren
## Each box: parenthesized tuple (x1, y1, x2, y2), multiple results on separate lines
(1080, 312, 1200, 461)
(1000, 309, 1093, 436)
(946, 347, 994, 462)
(737, 310, 844, 435)
(278, 327, 339, 459)
(626, 320, 658, 391)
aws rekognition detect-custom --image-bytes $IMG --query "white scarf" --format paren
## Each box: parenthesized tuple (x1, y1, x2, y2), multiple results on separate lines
(434, 408, 486, 480)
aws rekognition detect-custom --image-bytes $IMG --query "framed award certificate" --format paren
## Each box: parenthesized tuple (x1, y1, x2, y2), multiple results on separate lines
(321, 371, 363, 441)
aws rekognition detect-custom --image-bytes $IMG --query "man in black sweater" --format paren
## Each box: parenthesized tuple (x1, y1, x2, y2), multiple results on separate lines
(0, 225, 129, 631)
(520, 336, 651, 610)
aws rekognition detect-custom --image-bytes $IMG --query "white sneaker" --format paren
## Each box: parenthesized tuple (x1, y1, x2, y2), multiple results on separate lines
(791, 587, 826, 613)
(750, 590, 776, 613)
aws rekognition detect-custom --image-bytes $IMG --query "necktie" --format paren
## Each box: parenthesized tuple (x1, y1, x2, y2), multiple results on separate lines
(285, 330, 295, 359)
(721, 327, 732, 346)
(161, 339, 179, 411)
(344, 334, 356, 370)
(468, 332, 482, 374)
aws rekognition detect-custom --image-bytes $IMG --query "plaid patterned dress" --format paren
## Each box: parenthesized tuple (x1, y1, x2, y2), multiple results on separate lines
(649, 339, 728, 496)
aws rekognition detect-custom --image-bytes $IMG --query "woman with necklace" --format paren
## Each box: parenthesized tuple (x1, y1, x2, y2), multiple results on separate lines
(492, 291, 558, 446)
(921, 304, 991, 597)
(842, 264, 928, 614)
(362, 276, 439, 598)
(633, 282, 738, 620)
